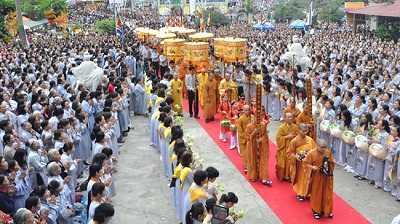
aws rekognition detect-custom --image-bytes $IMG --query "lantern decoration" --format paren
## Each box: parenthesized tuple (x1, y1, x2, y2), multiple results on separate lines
(189, 32, 214, 41)
(164, 38, 185, 61)
(222, 38, 247, 62)
(184, 42, 209, 66)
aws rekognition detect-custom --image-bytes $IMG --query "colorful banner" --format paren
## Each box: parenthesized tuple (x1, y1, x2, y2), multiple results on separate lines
(115, 7, 123, 42)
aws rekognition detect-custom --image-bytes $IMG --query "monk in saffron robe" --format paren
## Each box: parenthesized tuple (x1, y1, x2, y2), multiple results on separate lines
(170, 72, 183, 115)
(276, 112, 299, 181)
(303, 139, 334, 219)
(286, 123, 316, 201)
(238, 105, 253, 173)
(214, 69, 223, 105)
(202, 72, 217, 123)
(283, 97, 301, 123)
(198, 68, 208, 108)
(245, 118, 272, 185)
(219, 73, 238, 103)
(296, 103, 316, 140)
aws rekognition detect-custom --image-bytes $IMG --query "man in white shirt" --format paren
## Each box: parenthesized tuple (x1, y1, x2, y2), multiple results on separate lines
(185, 65, 199, 118)
(231, 65, 245, 96)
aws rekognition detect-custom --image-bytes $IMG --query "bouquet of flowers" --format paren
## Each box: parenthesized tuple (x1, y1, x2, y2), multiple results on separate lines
(215, 182, 226, 193)
(229, 208, 246, 223)
(369, 127, 377, 137)
(174, 115, 184, 127)
(174, 104, 181, 111)
(296, 150, 310, 161)
(192, 152, 205, 170)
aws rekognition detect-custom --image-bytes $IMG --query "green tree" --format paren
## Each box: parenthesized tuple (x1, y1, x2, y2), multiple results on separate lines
(196, 9, 230, 27)
(96, 19, 115, 35)
(238, 0, 258, 23)
(272, 1, 307, 22)
(318, 0, 345, 23)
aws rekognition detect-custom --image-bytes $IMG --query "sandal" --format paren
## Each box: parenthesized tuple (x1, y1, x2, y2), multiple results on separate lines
(357, 176, 366, 180)
(313, 212, 320, 219)
(298, 196, 304, 202)
(328, 214, 333, 218)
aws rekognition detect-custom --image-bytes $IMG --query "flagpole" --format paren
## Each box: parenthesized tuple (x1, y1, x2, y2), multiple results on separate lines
(114, 0, 118, 46)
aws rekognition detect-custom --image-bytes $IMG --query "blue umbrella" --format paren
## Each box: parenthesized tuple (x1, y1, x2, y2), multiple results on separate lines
(290, 19, 306, 29)
(253, 22, 276, 31)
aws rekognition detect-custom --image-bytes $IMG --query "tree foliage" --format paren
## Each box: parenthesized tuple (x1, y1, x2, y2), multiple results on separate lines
(21, 0, 67, 20)
(95, 19, 115, 35)
(272, 0, 307, 22)
(196, 8, 230, 27)
(238, 0, 258, 16)
(317, 0, 345, 23)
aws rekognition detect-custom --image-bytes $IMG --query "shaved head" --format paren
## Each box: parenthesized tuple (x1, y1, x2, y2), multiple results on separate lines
(316, 138, 327, 146)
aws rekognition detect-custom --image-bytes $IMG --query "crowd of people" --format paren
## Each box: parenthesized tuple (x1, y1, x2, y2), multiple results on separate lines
(0, 2, 400, 223)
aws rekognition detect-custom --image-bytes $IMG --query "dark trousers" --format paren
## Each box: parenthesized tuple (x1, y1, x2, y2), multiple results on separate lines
(152, 61, 159, 77)
(160, 65, 167, 78)
(188, 90, 199, 116)
(237, 86, 244, 96)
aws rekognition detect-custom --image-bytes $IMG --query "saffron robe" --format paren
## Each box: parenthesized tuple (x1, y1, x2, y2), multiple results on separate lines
(303, 149, 334, 216)
(218, 79, 238, 102)
(170, 78, 183, 113)
(276, 123, 299, 181)
(245, 121, 270, 180)
(198, 73, 208, 107)
(237, 114, 253, 167)
(202, 78, 218, 119)
(287, 135, 316, 197)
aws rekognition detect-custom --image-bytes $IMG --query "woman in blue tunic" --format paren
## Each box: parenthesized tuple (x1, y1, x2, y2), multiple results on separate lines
(134, 80, 146, 115)
(366, 120, 390, 189)
(331, 104, 347, 166)
(178, 151, 194, 224)
(267, 81, 281, 121)
(318, 99, 336, 149)
(354, 113, 374, 180)
(367, 99, 379, 121)
(383, 126, 400, 193)
(339, 110, 358, 172)
(81, 91, 95, 132)
(75, 107, 91, 162)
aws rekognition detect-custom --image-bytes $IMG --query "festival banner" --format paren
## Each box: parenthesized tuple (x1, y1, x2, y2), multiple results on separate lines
(115, 7, 123, 42)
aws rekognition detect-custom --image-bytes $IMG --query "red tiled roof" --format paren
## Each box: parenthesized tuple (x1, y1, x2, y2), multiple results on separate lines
(345, 1, 400, 17)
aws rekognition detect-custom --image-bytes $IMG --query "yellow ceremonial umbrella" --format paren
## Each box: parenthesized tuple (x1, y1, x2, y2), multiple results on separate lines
(177, 28, 196, 35)
(167, 27, 182, 33)
(189, 32, 214, 41)
(155, 32, 176, 40)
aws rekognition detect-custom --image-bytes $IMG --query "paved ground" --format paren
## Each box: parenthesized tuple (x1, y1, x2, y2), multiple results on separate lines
(112, 114, 400, 223)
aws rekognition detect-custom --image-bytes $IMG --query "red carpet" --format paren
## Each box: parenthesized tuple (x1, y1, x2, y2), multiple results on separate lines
(182, 99, 370, 224)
